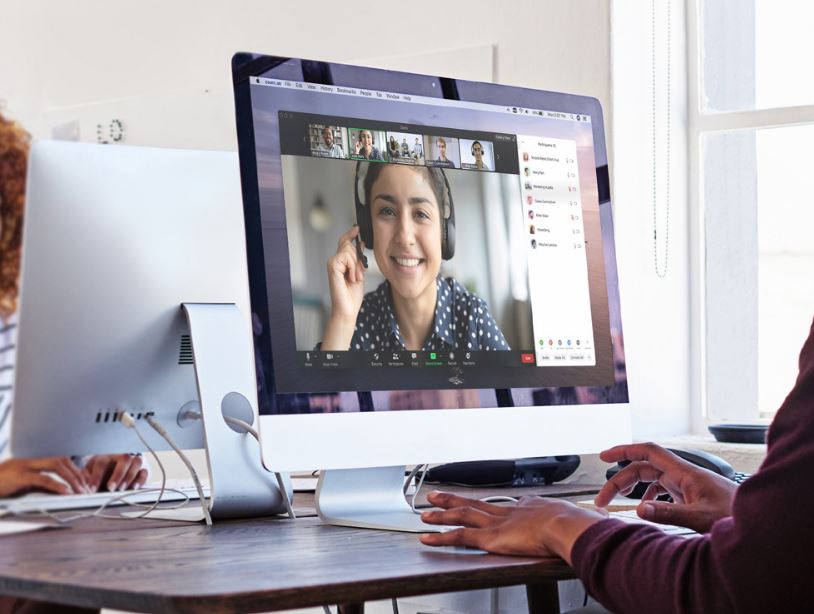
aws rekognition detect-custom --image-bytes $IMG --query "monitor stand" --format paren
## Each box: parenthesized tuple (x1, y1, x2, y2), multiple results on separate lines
(316, 466, 441, 533)
(179, 303, 292, 520)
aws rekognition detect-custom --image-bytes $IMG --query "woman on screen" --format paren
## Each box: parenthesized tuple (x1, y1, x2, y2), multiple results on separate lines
(320, 163, 509, 352)
(353, 129, 384, 161)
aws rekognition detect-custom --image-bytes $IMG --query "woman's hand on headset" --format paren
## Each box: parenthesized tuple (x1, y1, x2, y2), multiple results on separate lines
(322, 225, 366, 351)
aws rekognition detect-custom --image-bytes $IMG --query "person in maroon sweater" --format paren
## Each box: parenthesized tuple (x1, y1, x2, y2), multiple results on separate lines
(421, 318, 814, 612)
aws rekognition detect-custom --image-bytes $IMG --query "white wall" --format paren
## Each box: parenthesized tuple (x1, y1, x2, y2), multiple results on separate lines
(2, 0, 612, 143)
(611, 0, 691, 437)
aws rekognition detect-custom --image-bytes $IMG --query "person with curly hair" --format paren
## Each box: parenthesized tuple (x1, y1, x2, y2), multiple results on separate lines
(0, 110, 30, 461)
(0, 107, 107, 614)
(0, 118, 151, 613)
(0, 111, 27, 322)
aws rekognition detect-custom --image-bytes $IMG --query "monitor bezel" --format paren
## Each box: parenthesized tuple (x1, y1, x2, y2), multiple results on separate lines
(232, 53, 624, 410)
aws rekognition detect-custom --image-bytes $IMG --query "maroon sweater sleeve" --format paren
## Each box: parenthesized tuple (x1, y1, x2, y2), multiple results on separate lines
(571, 317, 814, 613)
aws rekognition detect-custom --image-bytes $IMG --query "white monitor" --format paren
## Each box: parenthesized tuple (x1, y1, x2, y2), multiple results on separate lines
(232, 55, 632, 531)
(12, 141, 288, 518)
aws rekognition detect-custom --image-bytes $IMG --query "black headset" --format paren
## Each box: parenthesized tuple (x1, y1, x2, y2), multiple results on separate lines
(471, 140, 482, 156)
(354, 161, 456, 260)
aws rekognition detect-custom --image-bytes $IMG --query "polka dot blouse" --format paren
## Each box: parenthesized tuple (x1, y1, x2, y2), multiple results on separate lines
(349, 277, 510, 352)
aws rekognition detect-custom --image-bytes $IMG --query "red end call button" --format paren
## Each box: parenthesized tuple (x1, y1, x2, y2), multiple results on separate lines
(521, 353, 536, 364)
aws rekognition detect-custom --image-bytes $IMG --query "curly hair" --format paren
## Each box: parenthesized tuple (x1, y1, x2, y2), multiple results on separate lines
(0, 111, 30, 319)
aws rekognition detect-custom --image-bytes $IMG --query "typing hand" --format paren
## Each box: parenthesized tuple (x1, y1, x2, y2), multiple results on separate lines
(83, 454, 148, 492)
(596, 443, 738, 533)
(419, 492, 603, 564)
(0, 457, 90, 497)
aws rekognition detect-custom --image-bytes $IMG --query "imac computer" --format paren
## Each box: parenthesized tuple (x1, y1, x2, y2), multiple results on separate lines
(231, 54, 632, 531)
(12, 141, 290, 518)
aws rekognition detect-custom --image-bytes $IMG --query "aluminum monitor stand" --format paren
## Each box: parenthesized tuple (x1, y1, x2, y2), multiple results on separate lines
(181, 303, 291, 520)
(316, 466, 441, 533)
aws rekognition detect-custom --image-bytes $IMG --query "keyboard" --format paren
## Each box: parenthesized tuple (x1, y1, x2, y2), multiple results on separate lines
(732, 471, 751, 484)
(0, 479, 210, 514)
(609, 509, 698, 537)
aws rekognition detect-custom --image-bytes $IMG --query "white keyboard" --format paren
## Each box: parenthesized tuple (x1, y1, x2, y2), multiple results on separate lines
(0, 479, 210, 514)
(609, 509, 697, 537)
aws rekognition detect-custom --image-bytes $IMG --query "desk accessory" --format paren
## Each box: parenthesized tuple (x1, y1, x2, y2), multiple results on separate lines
(707, 423, 768, 444)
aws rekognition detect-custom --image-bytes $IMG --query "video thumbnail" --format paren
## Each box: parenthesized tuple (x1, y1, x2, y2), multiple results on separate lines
(459, 138, 495, 171)
(425, 135, 460, 169)
(349, 128, 387, 161)
(309, 124, 348, 159)
(386, 131, 425, 165)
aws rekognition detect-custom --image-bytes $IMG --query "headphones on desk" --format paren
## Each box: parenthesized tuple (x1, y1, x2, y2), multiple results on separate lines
(354, 161, 456, 260)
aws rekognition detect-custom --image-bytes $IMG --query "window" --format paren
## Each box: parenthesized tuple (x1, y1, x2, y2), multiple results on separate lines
(691, 0, 814, 421)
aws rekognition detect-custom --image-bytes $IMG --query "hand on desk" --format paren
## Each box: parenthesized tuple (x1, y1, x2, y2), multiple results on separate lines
(0, 454, 148, 497)
(0, 457, 90, 497)
(83, 454, 148, 492)
(595, 442, 738, 533)
(420, 491, 604, 565)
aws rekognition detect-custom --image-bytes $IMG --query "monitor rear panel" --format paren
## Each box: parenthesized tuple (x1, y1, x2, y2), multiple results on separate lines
(12, 141, 251, 457)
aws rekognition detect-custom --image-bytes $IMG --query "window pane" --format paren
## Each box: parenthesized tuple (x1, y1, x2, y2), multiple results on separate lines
(702, 1, 814, 111)
(703, 131, 758, 421)
(704, 125, 814, 420)
(756, 125, 814, 414)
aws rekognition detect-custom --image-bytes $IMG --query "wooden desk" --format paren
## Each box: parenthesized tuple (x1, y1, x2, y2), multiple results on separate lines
(0, 485, 599, 614)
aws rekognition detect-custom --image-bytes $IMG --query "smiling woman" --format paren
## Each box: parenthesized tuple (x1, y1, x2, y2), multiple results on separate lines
(320, 163, 509, 352)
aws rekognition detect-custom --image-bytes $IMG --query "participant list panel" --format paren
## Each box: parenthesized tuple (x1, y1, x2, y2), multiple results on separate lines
(517, 135, 595, 366)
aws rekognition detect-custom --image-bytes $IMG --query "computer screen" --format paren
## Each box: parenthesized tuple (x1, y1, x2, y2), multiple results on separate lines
(232, 55, 630, 472)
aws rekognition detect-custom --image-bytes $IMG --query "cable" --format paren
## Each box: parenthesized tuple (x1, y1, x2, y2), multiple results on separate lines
(11, 416, 193, 524)
(22, 487, 191, 525)
(142, 414, 212, 526)
(223, 415, 259, 441)
(215, 414, 296, 520)
(404, 464, 428, 514)
(404, 465, 422, 496)
(652, 0, 672, 278)
(274, 472, 296, 520)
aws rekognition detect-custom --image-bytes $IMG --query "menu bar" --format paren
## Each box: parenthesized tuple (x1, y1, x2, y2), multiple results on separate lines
(252, 77, 592, 124)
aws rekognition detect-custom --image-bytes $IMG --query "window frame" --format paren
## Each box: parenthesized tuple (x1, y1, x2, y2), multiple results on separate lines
(687, 0, 814, 430)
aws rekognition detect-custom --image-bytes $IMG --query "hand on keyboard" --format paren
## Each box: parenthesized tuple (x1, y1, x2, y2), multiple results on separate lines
(0, 457, 90, 497)
(596, 443, 738, 533)
(83, 454, 148, 492)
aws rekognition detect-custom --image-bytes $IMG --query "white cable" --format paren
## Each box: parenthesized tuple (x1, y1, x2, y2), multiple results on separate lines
(407, 464, 428, 514)
(143, 414, 212, 526)
(23, 488, 191, 525)
(404, 465, 422, 496)
(223, 415, 260, 441)
(172, 409, 296, 520)
(274, 472, 296, 520)
(15, 414, 190, 524)
(220, 415, 296, 520)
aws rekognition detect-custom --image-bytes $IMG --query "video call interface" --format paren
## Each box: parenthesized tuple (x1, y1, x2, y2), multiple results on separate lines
(247, 74, 626, 398)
